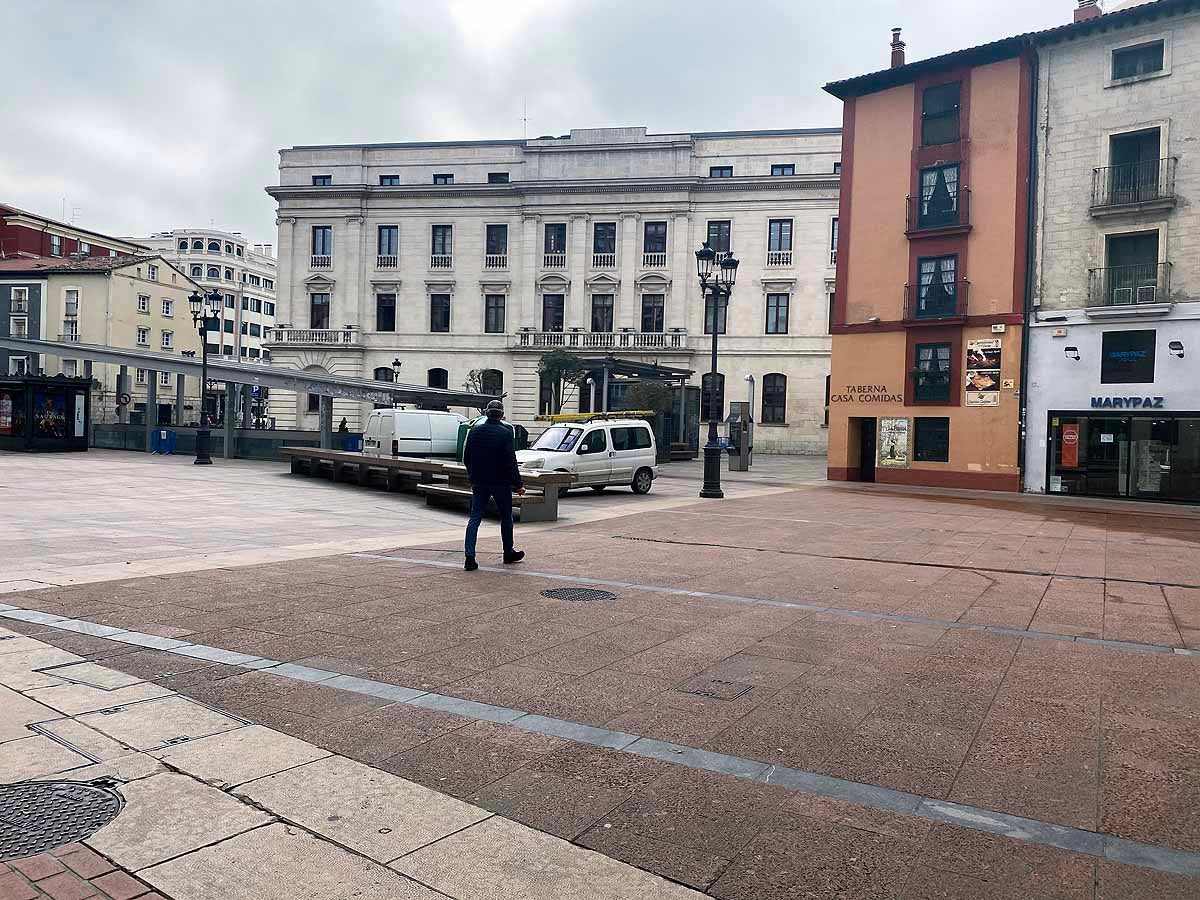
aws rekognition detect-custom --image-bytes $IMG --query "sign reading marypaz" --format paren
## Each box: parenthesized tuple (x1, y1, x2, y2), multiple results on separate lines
(965, 339, 1001, 407)
(878, 417, 910, 468)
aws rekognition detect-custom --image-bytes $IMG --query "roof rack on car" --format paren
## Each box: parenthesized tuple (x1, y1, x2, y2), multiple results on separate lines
(533, 411, 655, 424)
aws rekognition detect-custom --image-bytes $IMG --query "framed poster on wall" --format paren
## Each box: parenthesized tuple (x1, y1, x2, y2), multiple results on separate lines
(877, 417, 910, 468)
(965, 338, 1002, 407)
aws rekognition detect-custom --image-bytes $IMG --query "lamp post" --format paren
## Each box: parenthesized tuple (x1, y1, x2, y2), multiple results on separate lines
(391, 358, 402, 408)
(188, 288, 221, 465)
(695, 242, 739, 499)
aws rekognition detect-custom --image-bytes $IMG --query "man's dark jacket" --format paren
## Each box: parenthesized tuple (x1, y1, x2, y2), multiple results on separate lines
(463, 419, 524, 489)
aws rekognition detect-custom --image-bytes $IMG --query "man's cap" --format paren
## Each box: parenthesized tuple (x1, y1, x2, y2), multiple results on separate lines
(485, 400, 504, 418)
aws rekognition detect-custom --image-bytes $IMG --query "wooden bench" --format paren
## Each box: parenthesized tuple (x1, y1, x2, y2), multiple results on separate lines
(418, 465, 574, 523)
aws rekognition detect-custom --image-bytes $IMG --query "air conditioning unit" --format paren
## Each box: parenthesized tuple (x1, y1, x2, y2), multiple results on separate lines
(1111, 287, 1134, 305)
(1136, 285, 1158, 304)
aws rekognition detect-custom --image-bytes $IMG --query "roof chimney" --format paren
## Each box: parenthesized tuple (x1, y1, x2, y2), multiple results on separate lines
(1074, 0, 1102, 22)
(890, 27, 906, 68)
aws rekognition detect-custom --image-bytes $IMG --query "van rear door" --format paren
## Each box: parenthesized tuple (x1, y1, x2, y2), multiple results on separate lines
(363, 412, 388, 457)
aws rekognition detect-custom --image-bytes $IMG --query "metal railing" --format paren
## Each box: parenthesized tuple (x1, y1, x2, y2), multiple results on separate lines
(543, 252, 567, 268)
(912, 371, 952, 402)
(1091, 158, 1177, 210)
(766, 250, 793, 267)
(484, 254, 508, 269)
(58, 332, 80, 342)
(642, 252, 668, 268)
(376, 254, 398, 269)
(430, 254, 453, 269)
(310, 254, 331, 269)
(904, 279, 969, 320)
(1086, 263, 1172, 307)
(906, 187, 971, 232)
(265, 329, 361, 345)
(592, 252, 616, 269)
(514, 329, 688, 350)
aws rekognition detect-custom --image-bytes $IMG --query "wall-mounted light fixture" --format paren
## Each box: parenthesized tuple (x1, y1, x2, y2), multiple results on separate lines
(1169, 340, 1185, 359)
(1064, 346, 1080, 361)
(867, 316, 881, 324)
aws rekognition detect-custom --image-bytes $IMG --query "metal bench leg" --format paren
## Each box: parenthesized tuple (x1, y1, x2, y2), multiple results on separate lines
(290, 458, 303, 475)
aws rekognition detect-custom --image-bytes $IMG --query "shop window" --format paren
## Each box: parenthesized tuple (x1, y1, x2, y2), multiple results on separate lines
(1101, 330, 1156, 384)
(914, 417, 950, 462)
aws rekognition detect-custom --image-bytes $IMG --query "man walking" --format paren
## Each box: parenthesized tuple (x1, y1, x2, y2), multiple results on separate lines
(462, 400, 525, 571)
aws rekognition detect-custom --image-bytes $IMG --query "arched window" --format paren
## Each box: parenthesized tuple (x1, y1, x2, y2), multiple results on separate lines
(191, 239, 203, 251)
(224, 268, 233, 280)
(427, 368, 448, 389)
(207, 240, 221, 253)
(762, 373, 787, 425)
(224, 243, 233, 254)
(207, 266, 220, 279)
(190, 265, 202, 277)
(481, 369, 503, 397)
(178, 239, 189, 252)
(373, 367, 394, 382)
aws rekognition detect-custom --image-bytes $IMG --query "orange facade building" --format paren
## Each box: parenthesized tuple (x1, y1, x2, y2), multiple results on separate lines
(824, 33, 1035, 490)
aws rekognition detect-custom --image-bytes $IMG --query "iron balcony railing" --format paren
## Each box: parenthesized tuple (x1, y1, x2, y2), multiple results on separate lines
(1092, 158, 1177, 210)
(514, 329, 688, 350)
(904, 279, 969, 320)
(1086, 262, 1172, 307)
(906, 187, 971, 232)
(912, 370, 952, 402)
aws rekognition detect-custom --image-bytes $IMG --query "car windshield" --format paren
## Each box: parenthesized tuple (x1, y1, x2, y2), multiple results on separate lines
(532, 426, 583, 452)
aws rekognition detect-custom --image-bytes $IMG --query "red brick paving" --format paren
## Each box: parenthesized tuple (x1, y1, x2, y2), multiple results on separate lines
(7, 485, 1200, 897)
(0, 850, 160, 900)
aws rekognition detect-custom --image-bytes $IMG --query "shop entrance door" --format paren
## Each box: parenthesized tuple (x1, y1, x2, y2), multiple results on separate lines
(857, 417, 876, 483)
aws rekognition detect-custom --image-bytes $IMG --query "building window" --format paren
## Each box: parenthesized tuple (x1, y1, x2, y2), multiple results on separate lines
(914, 417, 950, 462)
(207, 266, 220, 279)
(594, 222, 616, 256)
(135, 368, 147, 385)
(591, 294, 614, 333)
(161, 298, 173, 317)
(249, 323, 261, 337)
(375, 293, 396, 332)
(249, 347, 260, 359)
(224, 267, 233, 280)
(310, 292, 330, 330)
(1106, 128, 1162, 206)
(159, 371, 171, 387)
(485, 294, 506, 333)
(488, 172, 509, 184)
(644, 221, 667, 254)
(428, 367, 448, 389)
(378, 225, 399, 259)
(373, 366, 394, 383)
(136, 326, 149, 346)
(250, 298, 262, 312)
(223, 319, 234, 333)
(641, 294, 664, 333)
(147, 264, 158, 280)
(916, 255, 959, 317)
(430, 294, 451, 332)
(709, 166, 733, 178)
(824, 375, 831, 426)
(178, 239, 189, 251)
(379, 175, 400, 185)
(913, 342, 952, 402)
(222, 345, 233, 354)
(766, 293, 789, 334)
(431, 224, 452, 257)
(161, 330, 173, 349)
(191, 239, 203, 251)
(63, 359, 79, 378)
(236, 246, 243, 257)
(50, 234, 62, 256)
(9, 316, 28, 338)
(1113, 41, 1164, 80)
(433, 173, 453, 185)
(225, 295, 235, 309)
(1101, 330, 1156, 384)
(205, 240, 220, 253)
(771, 164, 795, 176)
(919, 164, 960, 229)
(8, 356, 28, 375)
(307, 393, 320, 413)
(704, 295, 727, 335)
(190, 265, 202, 277)
(542, 294, 565, 332)
(833, 161, 842, 174)
(77, 241, 90, 255)
(481, 369, 503, 396)
(312, 226, 332, 257)
(486, 224, 508, 256)
(544, 223, 567, 254)
(829, 218, 840, 267)
(264, 301, 275, 316)
(922, 82, 961, 146)
(707, 220, 731, 254)
(312, 175, 332, 185)
(264, 279, 273, 290)
(768, 219, 793, 252)
(11, 288, 29, 313)
(762, 374, 786, 424)
(224, 242, 233, 254)
(131, 293, 147, 314)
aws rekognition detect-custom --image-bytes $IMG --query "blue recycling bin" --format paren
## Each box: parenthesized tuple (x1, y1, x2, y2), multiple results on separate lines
(342, 435, 363, 452)
(150, 429, 177, 455)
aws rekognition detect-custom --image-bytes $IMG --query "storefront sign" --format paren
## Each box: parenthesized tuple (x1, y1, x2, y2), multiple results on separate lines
(1091, 396, 1164, 409)
(965, 339, 1002, 407)
(877, 417, 910, 468)
(1061, 423, 1080, 468)
(830, 385, 903, 403)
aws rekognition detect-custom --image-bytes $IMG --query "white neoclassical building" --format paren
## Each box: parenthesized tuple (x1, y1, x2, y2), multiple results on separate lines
(265, 126, 841, 453)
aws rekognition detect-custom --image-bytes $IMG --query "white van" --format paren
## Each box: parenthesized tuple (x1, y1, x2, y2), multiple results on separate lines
(363, 409, 466, 458)
(517, 418, 658, 494)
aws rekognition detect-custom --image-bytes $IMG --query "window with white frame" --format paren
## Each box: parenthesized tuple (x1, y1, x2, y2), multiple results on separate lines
(148, 264, 158, 280)
(9, 315, 28, 338)
(137, 294, 150, 313)
(159, 370, 171, 386)
(135, 368, 147, 384)
(64, 289, 79, 316)
(63, 359, 79, 377)
(263, 301, 275, 316)
(10, 287, 28, 313)
(162, 298, 173, 317)
(79, 241, 91, 255)
(8, 356, 28, 375)
(137, 326, 150, 345)
(62, 319, 78, 341)
(161, 330, 173, 349)
(50, 234, 62, 256)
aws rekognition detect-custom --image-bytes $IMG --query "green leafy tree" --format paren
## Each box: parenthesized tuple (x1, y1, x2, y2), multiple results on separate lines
(537, 350, 584, 414)
(624, 381, 673, 417)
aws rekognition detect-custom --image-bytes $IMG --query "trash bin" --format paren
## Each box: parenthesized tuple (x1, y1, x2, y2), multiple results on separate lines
(342, 435, 363, 452)
(151, 429, 177, 455)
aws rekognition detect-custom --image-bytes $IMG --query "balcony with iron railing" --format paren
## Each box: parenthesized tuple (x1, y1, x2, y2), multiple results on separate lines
(911, 370, 952, 403)
(376, 254, 398, 269)
(430, 254, 453, 269)
(904, 279, 969, 321)
(1091, 158, 1177, 215)
(906, 187, 971, 235)
(1086, 262, 1172, 312)
(642, 252, 668, 268)
(766, 249, 793, 267)
(543, 252, 567, 269)
(310, 254, 332, 269)
(592, 252, 616, 269)
(513, 329, 689, 351)
(484, 254, 508, 270)
(264, 328, 361, 346)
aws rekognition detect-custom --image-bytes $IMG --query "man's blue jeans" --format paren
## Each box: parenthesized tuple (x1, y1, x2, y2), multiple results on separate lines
(464, 483, 514, 557)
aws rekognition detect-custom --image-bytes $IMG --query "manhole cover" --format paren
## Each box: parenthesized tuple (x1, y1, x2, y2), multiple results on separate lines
(0, 781, 124, 860)
(676, 677, 754, 701)
(540, 588, 617, 603)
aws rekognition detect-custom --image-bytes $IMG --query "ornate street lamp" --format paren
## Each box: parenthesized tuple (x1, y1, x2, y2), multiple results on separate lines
(695, 242, 739, 499)
(188, 288, 222, 465)
(391, 358, 402, 408)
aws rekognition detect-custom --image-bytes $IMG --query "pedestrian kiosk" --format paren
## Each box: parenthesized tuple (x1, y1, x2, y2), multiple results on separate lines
(725, 401, 753, 471)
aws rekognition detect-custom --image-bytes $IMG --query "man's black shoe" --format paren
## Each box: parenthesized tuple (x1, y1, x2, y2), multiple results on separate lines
(503, 550, 525, 565)
(464, 556, 479, 572)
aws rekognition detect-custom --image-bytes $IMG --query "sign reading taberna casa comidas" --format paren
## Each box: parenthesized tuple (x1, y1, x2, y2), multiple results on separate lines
(1091, 396, 1165, 409)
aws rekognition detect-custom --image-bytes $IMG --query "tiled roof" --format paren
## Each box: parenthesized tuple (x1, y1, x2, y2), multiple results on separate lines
(824, 0, 1199, 98)
(0, 254, 161, 274)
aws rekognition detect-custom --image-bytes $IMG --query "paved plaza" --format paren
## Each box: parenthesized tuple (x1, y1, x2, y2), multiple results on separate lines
(2, 449, 1199, 898)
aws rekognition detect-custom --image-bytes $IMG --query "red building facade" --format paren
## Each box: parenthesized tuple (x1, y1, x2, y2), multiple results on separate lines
(0, 203, 144, 261)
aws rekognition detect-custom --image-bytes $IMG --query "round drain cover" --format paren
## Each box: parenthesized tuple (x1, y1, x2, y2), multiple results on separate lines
(541, 587, 616, 602)
(0, 781, 124, 861)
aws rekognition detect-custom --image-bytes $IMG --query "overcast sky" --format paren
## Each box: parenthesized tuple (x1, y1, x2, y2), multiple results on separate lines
(0, 0, 1076, 248)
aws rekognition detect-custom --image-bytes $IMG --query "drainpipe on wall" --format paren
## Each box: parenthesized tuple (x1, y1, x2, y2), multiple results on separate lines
(1017, 48, 1041, 481)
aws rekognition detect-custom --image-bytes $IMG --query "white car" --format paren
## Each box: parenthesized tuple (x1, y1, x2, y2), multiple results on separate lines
(517, 418, 658, 494)
(362, 409, 466, 458)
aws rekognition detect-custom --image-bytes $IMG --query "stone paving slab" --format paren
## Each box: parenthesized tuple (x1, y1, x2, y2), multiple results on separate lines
(148, 724, 331, 788)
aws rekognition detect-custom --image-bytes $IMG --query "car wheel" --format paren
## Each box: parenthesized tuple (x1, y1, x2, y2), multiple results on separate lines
(632, 468, 653, 494)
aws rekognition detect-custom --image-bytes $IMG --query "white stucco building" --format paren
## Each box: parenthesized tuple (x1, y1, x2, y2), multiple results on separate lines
(1026, 0, 1200, 502)
(264, 126, 840, 453)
